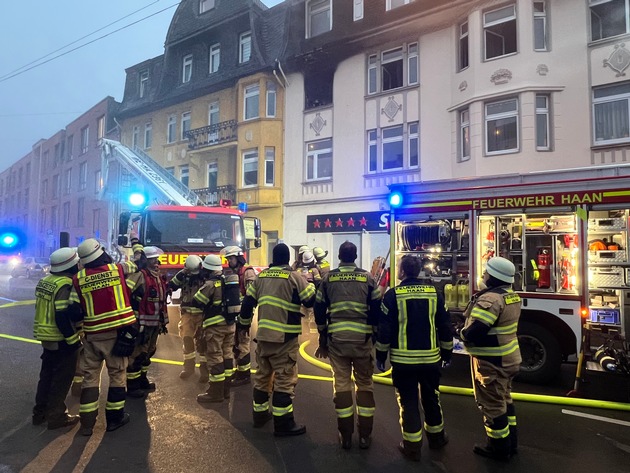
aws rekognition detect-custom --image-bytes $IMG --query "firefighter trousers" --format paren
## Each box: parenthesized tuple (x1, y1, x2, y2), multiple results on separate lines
(471, 357, 519, 423)
(33, 346, 79, 424)
(179, 310, 204, 359)
(204, 322, 236, 382)
(128, 326, 160, 390)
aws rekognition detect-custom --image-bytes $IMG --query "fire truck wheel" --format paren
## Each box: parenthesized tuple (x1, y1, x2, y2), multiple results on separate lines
(516, 322, 562, 385)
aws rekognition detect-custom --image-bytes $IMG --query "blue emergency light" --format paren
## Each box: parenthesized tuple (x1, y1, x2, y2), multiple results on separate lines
(129, 192, 147, 207)
(388, 191, 403, 209)
(0, 228, 25, 252)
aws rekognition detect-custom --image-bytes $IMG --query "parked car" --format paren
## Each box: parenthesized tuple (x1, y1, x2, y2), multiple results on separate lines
(11, 256, 50, 279)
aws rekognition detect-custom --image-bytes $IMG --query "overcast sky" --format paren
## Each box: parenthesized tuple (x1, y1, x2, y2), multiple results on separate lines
(0, 0, 283, 173)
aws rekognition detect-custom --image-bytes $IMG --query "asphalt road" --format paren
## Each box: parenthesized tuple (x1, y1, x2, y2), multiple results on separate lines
(0, 273, 629, 473)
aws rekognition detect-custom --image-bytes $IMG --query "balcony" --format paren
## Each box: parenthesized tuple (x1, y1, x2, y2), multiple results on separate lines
(193, 185, 236, 206)
(185, 120, 237, 151)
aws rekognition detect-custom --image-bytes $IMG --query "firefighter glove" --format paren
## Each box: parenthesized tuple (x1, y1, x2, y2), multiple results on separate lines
(236, 321, 250, 335)
(314, 329, 328, 359)
(112, 326, 138, 357)
(375, 349, 388, 372)
(159, 324, 168, 335)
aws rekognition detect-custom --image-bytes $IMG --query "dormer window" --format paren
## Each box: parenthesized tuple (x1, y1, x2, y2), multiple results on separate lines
(307, 0, 332, 38)
(200, 0, 215, 14)
(139, 70, 149, 98)
(182, 54, 193, 83)
(239, 32, 252, 63)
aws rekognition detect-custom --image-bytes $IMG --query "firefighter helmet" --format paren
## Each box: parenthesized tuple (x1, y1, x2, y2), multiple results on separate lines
(77, 238, 105, 265)
(302, 251, 315, 265)
(50, 247, 80, 273)
(222, 246, 244, 258)
(143, 246, 164, 260)
(486, 257, 515, 284)
(202, 255, 223, 271)
(298, 245, 310, 255)
(185, 255, 203, 274)
(313, 247, 328, 259)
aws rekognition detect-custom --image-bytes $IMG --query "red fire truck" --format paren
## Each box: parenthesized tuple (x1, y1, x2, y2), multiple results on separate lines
(388, 164, 630, 385)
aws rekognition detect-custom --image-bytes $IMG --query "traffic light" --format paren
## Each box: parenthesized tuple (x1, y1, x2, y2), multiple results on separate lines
(0, 227, 26, 253)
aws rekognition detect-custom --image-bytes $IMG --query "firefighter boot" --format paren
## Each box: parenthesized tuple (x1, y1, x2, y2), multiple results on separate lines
(357, 390, 374, 449)
(79, 387, 98, 436)
(198, 362, 210, 384)
(139, 371, 156, 393)
(71, 377, 83, 397)
(197, 381, 224, 403)
(106, 413, 130, 432)
(507, 404, 518, 455)
(47, 414, 80, 430)
(126, 377, 146, 399)
(273, 392, 306, 437)
(398, 440, 422, 462)
(224, 378, 231, 399)
(338, 416, 354, 450)
(179, 358, 195, 380)
(253, 388, 272, 428)
(231, 369, 251, 387)
(473, 436, 511, 461)
(253, 410, 273, 428)
(427, 430, 449, 450)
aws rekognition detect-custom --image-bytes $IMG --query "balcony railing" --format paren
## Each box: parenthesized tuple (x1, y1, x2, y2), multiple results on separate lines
(193, 185, 236, 206)
(185, 120, 238, 151)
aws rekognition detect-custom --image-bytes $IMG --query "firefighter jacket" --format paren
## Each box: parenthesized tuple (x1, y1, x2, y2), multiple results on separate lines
(193, 276, 226, 328)
(316, 259, 331, 278)
(70, 262, 137, 335)
(127, 268, 169, 327)
(314, 264, 382, 344)
(460, 285, 522, 368)
(240, 264, 316, 343)
(298, 265, 322, 286)
(168, 270, 205, 315)
(237, 265, 257, 296)
(376, 278, 453, 367)
(34, 274, 82, 347)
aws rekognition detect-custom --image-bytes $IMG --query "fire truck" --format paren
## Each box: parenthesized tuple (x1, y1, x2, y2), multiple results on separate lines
(388, 164, 630, 386)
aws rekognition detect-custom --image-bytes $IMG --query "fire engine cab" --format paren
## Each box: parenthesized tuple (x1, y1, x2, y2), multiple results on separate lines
(388, 164, 630, 387)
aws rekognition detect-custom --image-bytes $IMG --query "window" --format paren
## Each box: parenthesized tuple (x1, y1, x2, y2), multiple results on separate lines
(209, 43, 220, 73)
(382, 47, 403, 91)
(307, 0, 332, 38)
(40, 209, 46, 232)
(166, 167, 175, 176)
(167, 115, 177, 143)
(207, 162, 218, 190)
(24, 189, 29, 209)
(52, 174, 60, 198)
(180, 165, 189, 187)
(181, 112, 191, 140)
(386, 0, 415, 10)
(265, 147, 275, 185)
(77, 197, 85, 226)
(590, 0, 630, 41)
(92, 209, 100, 233)
(485, 98, 519, 154)
(239, 32, 251, 63)
(306, 138, 332, 181)
(51, 206, 58, 232)
(97, 115, 105, 141)
(95, 170, 103, 193)
(209, 102, 219, 126)
(368, 43, 418, 94)
(200, 0, 215, 13)
(483, 5, 517, 60)
(66, 135, 74, 160)
(593, 82, 630, 144)
(64, 168, 72, 195)
(534, 2, 548, 51)
(182, 54, 193, 83)
(368, 55, 377, 94)
(382, 125, 404, 170)
(144, 122, 152, 149)
(408, 43, 418, 85)
(354, 0, 364, 20)
(244, 84, 260, 120)
(80, 126, 89, 154)
(42, 179, 48, 200)
(267, 82, 277, 117)
(79, 161, 87, 190)
(63, 202, 70, 228)
(26, 162, 31, 179)
(368, 130, 377, 172)
(139, 70, 149, 98)
(460, 109, 471, 161)
(132, 126, 139, 148)
(305, 68, 334, 108)
(409, 122, 419, 168)
(536, 94, 551, 150)
(243, 149, 259, 187)
(459, 22, 469, 70)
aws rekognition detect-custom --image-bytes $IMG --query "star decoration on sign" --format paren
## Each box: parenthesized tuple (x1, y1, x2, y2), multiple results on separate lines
(313, 219, 321, 228)
(359, 216, 368, 226)
(324, 219, 332, 228)
(335, 218, 343, 228)
(347, 217, 355, 227)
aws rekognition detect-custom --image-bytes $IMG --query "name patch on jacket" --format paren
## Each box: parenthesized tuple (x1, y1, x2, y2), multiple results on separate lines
(35, 280, 56, 300)
(395, 285, 436, 294)
(259, 270, 290, 279)
(78, 271, 121, 292)
(329, 273, 368, 283)
(504, 293, 521, 305)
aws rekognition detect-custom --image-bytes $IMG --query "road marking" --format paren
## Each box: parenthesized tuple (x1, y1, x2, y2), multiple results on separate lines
(0, 296, 17, 302)
(0, 300, 36, 309)
(562, 409, 630, 427)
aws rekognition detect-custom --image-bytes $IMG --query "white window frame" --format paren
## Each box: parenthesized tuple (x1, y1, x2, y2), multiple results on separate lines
(64, 168, 72, 195)
(95, 170, 103, 194)
(167, 115, 177, 143)
(407, 43, 418, 86)
(139, 70, 149, 98)
(458, 21, 469, 71)
(460, 109, 471, 162)
(264, 147, 275, 186)
(354, 0, 364, 21)
(63, 201, 70, 228)
(368, 130, 378, 172)
(483, 5, 517, 61)
(368, 43, 419, 95)
(239, 31, 252, 64)
(485, 98, 519, 155)
(97, 115, 105, 141)
(182, 54, 193, 83)
(306, 0, 332, 38)
(132, 126, 139, 148)
(79, 161, 88, 190)
(408, 122, 419, 168)
(244, 84, 260, 120)
(181, 112, 191, 141)
(367, 54, 378, 94)
(180, 165, 189, 187)
(590, 0, 630, 42)
(593, 82, 630, 145)
(209, 102, 220, 126)
(306, 138, 333, 181)
(144, 122, 152, 149)
(533, 1, 548, 51)
(207, 162, 218, 189)
(381, 47, 404, 92)
(80, 126, 89, 154)
(386, 0, 415, 11)
(243, 149, 259, 188)
(382, 125, 404, 171)
(209, 43, 220, 73)
(66, 135, 74, 160)
(266, 82, 277, 117)
(200, 0, 215, 14)
(536, 94, 551, 151)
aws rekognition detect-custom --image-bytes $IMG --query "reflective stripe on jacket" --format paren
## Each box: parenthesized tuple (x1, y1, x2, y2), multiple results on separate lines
(34, 274, 73, 342)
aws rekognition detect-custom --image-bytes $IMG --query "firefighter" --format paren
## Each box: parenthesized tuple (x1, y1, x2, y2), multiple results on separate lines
(221, 245, 256, 386)
(291, 245, 310, 270)
(313, 247, 330, 278)
(70, 238, 139, 436)
(299, 251, 322, 286)
(169, 255, 208, 381)
(32, 247, 83, 430)
(313, 241, 382, 450)
(126, 246, 169, 397)
(194, 255, 236, 403)
(460, 256, 521, 461)
(376, 255, 453, 461)
(240, 243, 316, 436)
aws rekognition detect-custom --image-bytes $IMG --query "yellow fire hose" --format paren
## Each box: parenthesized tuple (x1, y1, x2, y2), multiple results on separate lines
(298, 340, 630, 412)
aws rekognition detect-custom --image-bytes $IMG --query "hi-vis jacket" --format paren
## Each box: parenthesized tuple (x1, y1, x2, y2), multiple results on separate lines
(193, 276, 226, 328)
(70, 262, 137, 334)
(316, 259, 331, 278)
(460, 286, 522, 368)
(168, 270, 206, 315)
(127, 268, 169, 326)
(314, 264, 382, 343)
(240, 264, 316, 343)
(34, 274, 81, 346)
(376, 278, 453, 366)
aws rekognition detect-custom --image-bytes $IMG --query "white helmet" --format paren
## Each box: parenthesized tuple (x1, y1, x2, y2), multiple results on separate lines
(202, 254, 223, 271)
(185, 255, 203, 274)
(222, 246, 243, 258)
(313, 247, 328, 259)
(302, 251, 315, 265)
(143, 246, 164, 260)
(298, 245, 310, 255)
(486, 257, 515, 284)
(50, 247, 80, 273)
(77, 238, 105, 265)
